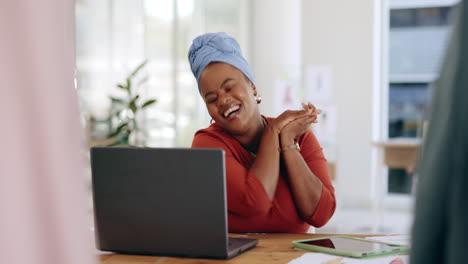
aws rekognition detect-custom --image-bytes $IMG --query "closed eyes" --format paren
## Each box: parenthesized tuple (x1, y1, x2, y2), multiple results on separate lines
(206, 96, 217, 104)
(204, 80, 236, 104)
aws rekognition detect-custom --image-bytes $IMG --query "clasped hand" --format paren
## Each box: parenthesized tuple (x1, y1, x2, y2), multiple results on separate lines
(269, 102, 322, 144)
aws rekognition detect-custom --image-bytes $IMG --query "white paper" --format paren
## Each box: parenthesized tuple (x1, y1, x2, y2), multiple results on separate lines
(312, 104, 337, 145)
(274, 78, 301, 115)
(305, 65, 333, 104)
(288, 252, 409, 264)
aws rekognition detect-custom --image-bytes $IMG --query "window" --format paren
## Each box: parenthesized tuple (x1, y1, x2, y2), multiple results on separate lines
(387, 2, 457, 194)
(390, 7, 452, 27)
(75, 0, 249, 148)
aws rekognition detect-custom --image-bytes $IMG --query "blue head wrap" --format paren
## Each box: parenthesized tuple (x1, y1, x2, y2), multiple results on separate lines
(188, 32, 255, 93)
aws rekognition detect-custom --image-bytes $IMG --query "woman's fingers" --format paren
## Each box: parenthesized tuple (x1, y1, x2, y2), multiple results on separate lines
(272, 110, 307, 133)
(308, 102, 316, 112)
(280, 114, 316, 140)
(285, 108, 321, 125)
(302, 102, 321, 115)
(292, 113, 317, 127)
(278, 103, 321, 138)
(279, 109, 309, 121)
(304, 113, 318, 124)
(299, 103, 321, 120)
(274, 103, 321, 133)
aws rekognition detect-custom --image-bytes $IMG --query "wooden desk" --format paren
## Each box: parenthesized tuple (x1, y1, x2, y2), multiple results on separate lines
(97, 233, 370, 264)
(374, 138, 421, 171)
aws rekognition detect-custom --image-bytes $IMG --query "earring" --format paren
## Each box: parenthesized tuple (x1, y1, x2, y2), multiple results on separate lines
(210, 118, 215, 124)
(255, 95, 262, 104)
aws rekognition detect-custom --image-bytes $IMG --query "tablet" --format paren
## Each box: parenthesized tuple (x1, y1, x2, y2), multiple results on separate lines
(292, 236, 410, 258)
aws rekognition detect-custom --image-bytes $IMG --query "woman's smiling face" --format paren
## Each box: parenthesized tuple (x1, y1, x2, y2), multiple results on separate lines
(199, 62, 259, 136)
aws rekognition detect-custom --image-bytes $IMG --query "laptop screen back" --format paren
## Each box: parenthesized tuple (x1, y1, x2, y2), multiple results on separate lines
(91, 147, 229, 258)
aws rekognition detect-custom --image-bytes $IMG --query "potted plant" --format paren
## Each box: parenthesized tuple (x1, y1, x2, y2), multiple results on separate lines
(106, 60, 156, 146)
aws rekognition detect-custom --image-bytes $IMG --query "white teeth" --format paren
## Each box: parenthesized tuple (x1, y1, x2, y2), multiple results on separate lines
(223, 105, 240, 118)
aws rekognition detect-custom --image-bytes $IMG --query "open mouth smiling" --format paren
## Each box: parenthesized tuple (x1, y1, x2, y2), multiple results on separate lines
(223, 104, 240, 118)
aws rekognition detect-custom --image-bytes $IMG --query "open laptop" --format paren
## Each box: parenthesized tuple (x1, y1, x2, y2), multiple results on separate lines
(90, 147, 257, 259)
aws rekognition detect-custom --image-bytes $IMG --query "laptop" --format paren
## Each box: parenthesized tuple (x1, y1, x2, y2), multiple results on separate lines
(90, 147, 258, 259)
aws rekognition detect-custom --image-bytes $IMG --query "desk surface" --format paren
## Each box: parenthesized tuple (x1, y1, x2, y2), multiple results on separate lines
(97, 233, 371, 264)
(373, 138, 422, 148)
(373, 138, 421, 170)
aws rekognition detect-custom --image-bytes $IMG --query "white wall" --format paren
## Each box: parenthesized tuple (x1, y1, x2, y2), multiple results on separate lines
(302, 0, 379, 206)
(250, 0, 302, 117)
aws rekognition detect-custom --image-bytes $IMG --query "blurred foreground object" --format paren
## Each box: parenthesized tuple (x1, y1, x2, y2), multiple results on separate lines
(411, 1, 468, 263)
(0, 1, 93, 264)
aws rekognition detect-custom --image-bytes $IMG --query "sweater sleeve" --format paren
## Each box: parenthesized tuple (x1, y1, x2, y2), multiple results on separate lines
(192, 132, 273, 216)
(299, 130, 336, 227)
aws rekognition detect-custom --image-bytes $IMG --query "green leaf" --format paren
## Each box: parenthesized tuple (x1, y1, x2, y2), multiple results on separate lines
(126, 78, 132, 93)
(129, 101, 137, 113)
(109, 96, 125, 104)
(129, 95, 140, 104)
(141, 99, 157, 108)
(129, 95, 140, 113)
(107, 122, 128, 138)
(117, 83, 126, 90)
(119, 133, 130, 145)
(129, 59, 148, 79)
